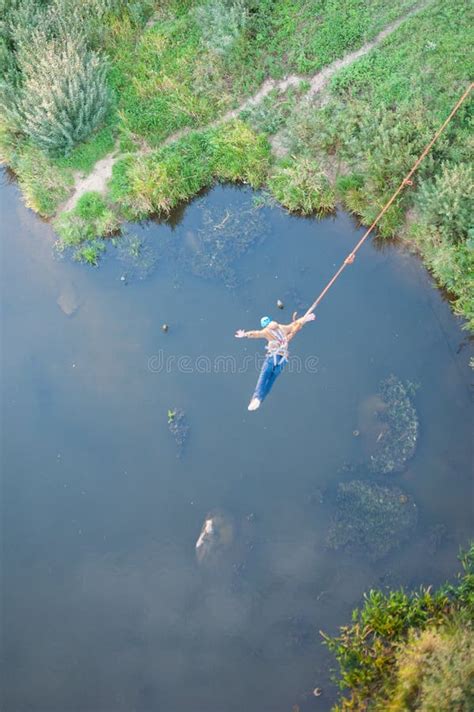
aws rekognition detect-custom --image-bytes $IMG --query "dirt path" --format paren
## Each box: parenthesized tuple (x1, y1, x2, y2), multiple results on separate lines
(59, 2, 427, 214)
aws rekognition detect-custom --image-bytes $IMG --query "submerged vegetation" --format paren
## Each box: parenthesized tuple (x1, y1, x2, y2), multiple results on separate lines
(0, 0, 472, 324)
(324, 544, 474, 710)
(168, 407, 190, 456)
(327, 479, 418, 560)
(369, 376, 419, 475)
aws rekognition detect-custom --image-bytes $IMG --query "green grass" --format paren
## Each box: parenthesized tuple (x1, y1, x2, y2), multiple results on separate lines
(56, 125, 116, 174)
(103, 0, 417, 148)
(109, 120, 271, 219)
(54, 191, 119, 264)
(13, 144, 74, 217)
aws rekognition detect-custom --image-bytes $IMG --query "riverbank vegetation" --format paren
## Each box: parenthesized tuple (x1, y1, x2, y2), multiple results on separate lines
(0, 0, 472, 325)
(324, 544, 474, 710)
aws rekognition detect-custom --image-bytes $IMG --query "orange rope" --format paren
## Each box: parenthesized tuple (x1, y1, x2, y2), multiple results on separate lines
(304, 82, 473, 318)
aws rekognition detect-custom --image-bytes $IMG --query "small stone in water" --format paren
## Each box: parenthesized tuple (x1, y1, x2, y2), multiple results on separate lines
(313, 687, 322, 697)
(353, 429, 360, 437)
(277, 299, 284, 309)
(162, 323, 169, 332)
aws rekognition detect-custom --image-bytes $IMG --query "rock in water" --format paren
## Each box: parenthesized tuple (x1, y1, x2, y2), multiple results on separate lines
(167, 408, 189, 456)
(195, 511, 234, 564)
(56, 282, 80, 317)
(327, 479, 418, 560)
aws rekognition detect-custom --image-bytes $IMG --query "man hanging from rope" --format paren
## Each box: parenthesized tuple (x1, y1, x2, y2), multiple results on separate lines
(235, 312, 315, 411)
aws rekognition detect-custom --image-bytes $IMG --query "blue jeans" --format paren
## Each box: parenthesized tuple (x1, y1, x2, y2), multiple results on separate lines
(252, 354, 287, 403)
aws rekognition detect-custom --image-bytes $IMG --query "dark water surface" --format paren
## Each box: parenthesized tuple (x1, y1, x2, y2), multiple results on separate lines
(1, 173, 473, 712)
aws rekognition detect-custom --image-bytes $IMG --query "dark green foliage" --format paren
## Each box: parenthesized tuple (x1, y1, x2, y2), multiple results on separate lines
(369, 376, 419, 474)
(327, 480, 418, 560)
(324, 545, 474, 711)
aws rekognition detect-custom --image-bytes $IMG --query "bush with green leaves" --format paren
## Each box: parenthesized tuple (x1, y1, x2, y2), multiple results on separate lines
(194, 0, 249, 56)
(324, 544, 474, 711)
(416, 162, 473, 245)
(268, 157, 336, 215)
(7, 35, 110, 156)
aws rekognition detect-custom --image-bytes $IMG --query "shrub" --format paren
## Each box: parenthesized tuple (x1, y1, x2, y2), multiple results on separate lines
(385, 623, 474, 712)
(268, 157, 335, 215)
(324, 545, 474, 711)
(194, 0, 248, 56)
(8, 35, 111, 156)
(416, 163, 473, 245)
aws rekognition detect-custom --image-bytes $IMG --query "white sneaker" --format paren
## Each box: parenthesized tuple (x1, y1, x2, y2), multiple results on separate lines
(248, 398, 261, 411)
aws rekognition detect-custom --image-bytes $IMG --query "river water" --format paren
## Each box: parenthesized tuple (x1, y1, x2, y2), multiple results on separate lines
(1, 171, 472, 712)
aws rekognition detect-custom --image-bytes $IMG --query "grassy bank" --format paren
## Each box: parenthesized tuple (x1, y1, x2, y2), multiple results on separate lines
(0, 0, 472, 325)
(324, 544, 474, 710)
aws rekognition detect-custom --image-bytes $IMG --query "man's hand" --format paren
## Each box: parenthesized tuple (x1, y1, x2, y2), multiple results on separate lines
(303, 313, 316, 323)
(235, 329, 246, 338)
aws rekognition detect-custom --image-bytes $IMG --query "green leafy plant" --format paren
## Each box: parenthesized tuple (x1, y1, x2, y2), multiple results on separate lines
(324, 544, 474, 711)
(10, 35, 110, 156)
(416, 163, 473, 245)
(268, 157, 335, 215)
(194, 0, 249, 56)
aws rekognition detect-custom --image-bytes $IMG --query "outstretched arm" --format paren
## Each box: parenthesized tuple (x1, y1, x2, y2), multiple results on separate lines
(284, 312, 315, 340)
(235, 328, 267, 339)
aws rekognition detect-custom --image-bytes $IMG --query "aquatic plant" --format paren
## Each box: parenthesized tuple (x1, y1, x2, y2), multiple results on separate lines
(115, 232, 158, 281)
(369, 375, 419, 474)
(327, 479, 418, 560)
(167, 408, 189, 456)
(323, 544, 474, 710)
(182, 200, 268, 286)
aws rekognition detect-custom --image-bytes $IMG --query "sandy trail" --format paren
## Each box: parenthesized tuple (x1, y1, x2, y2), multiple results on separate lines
(60, 2, 427, 214)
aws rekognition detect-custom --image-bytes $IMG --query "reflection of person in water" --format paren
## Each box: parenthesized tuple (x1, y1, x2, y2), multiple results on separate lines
(235, 313, 315, 410)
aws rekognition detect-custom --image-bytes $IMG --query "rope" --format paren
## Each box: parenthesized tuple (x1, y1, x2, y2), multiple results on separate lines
(304, 82, 473, 319)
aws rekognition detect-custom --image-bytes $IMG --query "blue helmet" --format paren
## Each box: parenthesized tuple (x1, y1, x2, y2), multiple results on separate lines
(260, 316, 271, 328)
